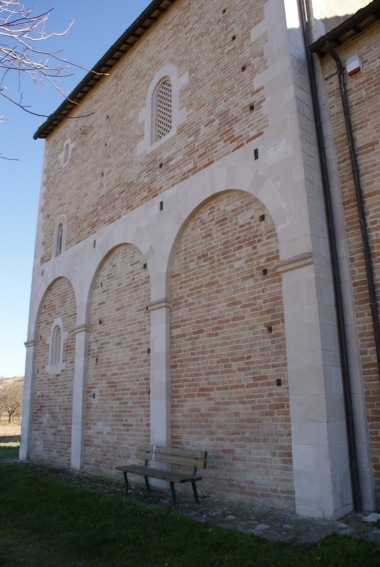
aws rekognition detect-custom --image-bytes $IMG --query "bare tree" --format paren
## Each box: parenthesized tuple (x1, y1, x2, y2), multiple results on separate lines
(0, 1, 76, 122)
(0, 378, 23, 423)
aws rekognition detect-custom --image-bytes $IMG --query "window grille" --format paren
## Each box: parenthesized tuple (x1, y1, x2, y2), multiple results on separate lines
(155, 79, 173, 141)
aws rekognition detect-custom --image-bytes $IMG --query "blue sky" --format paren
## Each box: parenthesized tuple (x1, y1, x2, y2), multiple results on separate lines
(0, 0, 151, 377)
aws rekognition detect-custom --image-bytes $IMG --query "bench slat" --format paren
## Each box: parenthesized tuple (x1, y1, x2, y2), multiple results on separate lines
(115, 464, 202, 484)
(136, 446, 207, 468)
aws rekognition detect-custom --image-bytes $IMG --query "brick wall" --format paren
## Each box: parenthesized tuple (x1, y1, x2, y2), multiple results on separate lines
(321, 20, 380, 505)
(39, 0, 268, 264)
(84, 244, 151, 475)
(170, 191, 294, 508)
(31, 278, 76, 465)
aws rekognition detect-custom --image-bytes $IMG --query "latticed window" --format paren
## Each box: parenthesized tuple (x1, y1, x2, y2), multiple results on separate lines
(50, 325, 62, 367)
(154, 79, 173, 141)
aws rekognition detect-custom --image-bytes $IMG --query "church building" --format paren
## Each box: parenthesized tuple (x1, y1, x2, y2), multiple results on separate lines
(21, 0, 380, 520)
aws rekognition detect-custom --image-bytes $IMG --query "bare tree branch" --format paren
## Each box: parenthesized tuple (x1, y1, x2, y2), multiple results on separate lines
(0, 2, 106, 114)
(0, 2, 107, 159)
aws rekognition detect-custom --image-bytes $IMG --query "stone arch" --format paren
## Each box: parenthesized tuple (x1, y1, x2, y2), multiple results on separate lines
(31, 277, 76, 466)
(84, 244, 151, 475)
(169, 190, 294, 508)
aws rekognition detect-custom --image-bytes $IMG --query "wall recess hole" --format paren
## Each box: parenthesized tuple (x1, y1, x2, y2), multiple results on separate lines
(232, 35, 236, 41)
(143, 263, 147, 269)
(93, 240, 96, 248)
(99, 320, 102, 325)
(276, 378, 282, 387)
(249, 104, 255, 111)
(159, 162, 163, 169)
(160, 201, 164, 211)
(147, 348, 151, 354)
(92, 393, 96, 398)
(96, 357, 98, 364)
(254, 148, 259, 160)
(260, 214, 266, 222)
(222, 8, 226, 13)
(42, 269, 44, 276)
(262, 268, 268, 276)
(266, 326, 273, 334)
(241, 65, 246, 72)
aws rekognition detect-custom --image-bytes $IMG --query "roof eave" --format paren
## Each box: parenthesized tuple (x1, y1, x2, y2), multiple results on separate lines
(309, 0, 380, 56)
(33, 0, 176, 140)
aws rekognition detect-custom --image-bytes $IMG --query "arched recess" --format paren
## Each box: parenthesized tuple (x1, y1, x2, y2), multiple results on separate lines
(84, 244, 151, 475)
(31, 277, 76, 467)
(170, 190, 294, 508)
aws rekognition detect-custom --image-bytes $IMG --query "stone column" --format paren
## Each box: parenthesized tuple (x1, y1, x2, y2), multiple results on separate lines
(147, 298, 171, 446)
(277, 253, 353, 519)
(71, 325, 89, 470)
(19, 339, 37, 460)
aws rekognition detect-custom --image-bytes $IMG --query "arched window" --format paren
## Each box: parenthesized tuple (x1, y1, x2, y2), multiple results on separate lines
(60, 138, 74, 166)
(53, 216, 67, 257)
(154, 78, 173, 142)
(50, 325, 62, 367)
(56, 223, 64, 256)
(63, 142, 70, 164)
(47, 318, 67, 374)
(137, 64, 188, 155)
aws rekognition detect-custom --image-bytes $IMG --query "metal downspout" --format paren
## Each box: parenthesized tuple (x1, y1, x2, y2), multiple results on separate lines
(297, 0, 362, 511)
(325, 42, 380, 379)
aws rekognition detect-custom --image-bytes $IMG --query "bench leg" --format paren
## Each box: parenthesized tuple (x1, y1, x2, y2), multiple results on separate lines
(123, 472, 129, 497)
(144, 475, 151, 492)
(169, 482, 176, 507)
(191, 481, 200, 504)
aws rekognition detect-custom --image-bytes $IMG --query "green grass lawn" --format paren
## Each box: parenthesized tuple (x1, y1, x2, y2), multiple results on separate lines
(0, 442, 19, 461)
(0, 462, 379, 567)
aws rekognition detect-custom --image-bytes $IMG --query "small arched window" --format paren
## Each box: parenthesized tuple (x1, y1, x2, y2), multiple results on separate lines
(56, 223, 64, 256)
(50, 325, 62, 367)
(47, 318, 67, 374)
(63, 142, 70, 165)
(154, 78, 173, 142)
(53, 216, 67, 257)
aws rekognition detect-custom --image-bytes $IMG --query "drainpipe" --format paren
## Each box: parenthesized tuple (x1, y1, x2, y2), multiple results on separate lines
(297, 0, 362, 511)
(324, 42, 380, 379)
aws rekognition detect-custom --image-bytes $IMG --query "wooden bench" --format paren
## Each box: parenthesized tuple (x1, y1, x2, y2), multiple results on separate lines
(115, 445, 207, 507)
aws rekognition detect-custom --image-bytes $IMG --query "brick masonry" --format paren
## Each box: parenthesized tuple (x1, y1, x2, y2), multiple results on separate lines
(170, 191, 293, 507)
(85, 244, 151, 475)
(38, 0, 267, 265)
(31, 278, 76, 466)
